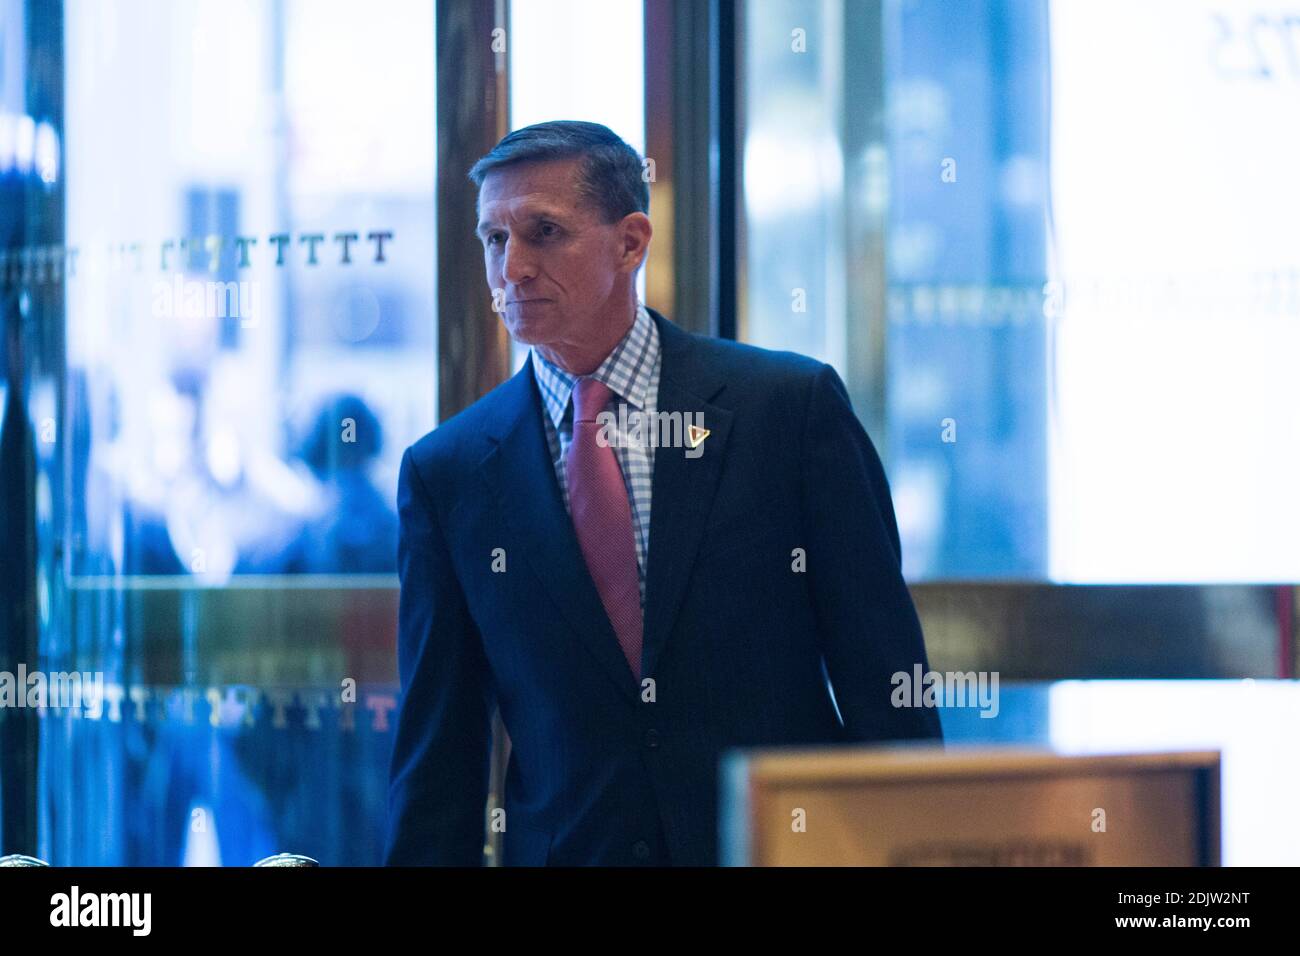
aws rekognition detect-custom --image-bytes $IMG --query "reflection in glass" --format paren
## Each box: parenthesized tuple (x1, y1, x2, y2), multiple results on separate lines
(42, 0, 435, 864)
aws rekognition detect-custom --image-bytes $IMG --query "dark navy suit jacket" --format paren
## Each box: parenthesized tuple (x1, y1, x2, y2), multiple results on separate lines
(384, 308, 942, 866)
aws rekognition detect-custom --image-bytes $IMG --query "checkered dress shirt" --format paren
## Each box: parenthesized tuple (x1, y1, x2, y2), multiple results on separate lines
(530, 302, 660, 607)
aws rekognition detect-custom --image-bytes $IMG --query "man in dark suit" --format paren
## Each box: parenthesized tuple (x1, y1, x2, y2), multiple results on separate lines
(385, 120, 941, 867)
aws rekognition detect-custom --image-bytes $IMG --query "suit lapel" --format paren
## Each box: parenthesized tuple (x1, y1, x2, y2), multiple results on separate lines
(479, 362, 641, 704)
(641, 311, 733, 680)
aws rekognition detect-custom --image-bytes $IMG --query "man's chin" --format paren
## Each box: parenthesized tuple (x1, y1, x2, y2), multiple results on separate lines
(503, 322, 541, 346)
(503, 316, 555, 347)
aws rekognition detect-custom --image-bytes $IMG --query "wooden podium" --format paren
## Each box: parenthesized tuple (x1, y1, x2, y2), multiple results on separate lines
(720, 746, 1220, 866)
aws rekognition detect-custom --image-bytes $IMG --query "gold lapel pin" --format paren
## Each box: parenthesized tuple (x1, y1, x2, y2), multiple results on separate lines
(687, 424, 711, 449)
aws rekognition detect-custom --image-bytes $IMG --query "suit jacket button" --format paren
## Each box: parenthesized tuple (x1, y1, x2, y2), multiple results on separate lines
(644, 728, 660, 749)
(632, 840, 651, 861)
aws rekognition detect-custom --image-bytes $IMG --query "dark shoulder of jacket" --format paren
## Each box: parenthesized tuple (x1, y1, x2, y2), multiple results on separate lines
(405, 370, 527, 488)
(664, 320, 827, 408)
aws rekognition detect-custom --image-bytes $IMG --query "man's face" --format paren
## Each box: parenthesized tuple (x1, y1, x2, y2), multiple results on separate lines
(476, 157, 643, 350)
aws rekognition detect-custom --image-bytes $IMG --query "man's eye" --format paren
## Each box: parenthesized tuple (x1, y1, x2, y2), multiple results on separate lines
(486, 233, 505, 246)
(538, 222, 559, 238)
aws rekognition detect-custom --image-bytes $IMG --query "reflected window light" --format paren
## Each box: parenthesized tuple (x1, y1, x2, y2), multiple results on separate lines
(14, 112, 35, 173)
(507, 0, 646, 371)
(1047, 0, 1300, 582)
(509, 0, 645, 154)
(743, 127, 843, 220)
(205, 428, 242, 488)
(0, 112, 15, 172)
(35, 121, 60, 184)
(181, 803, 222, 867)
(740, 0, 846, 370)
(1048, 680, 1300, 865)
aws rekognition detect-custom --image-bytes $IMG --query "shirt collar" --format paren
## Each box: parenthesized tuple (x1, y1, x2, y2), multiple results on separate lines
(530, 302, 657, 430)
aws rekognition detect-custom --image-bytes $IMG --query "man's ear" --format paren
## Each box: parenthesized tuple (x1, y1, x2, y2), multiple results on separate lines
(617, 212, 652, 274)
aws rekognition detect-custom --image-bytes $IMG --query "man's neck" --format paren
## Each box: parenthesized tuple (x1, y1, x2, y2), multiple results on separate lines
(535, 301, 638, 376)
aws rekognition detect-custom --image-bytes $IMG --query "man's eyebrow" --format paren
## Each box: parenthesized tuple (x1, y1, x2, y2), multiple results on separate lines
(475, 206, 574, 236)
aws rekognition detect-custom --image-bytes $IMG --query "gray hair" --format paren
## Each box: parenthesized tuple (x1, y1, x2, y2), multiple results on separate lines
(468, 120, 649, 223)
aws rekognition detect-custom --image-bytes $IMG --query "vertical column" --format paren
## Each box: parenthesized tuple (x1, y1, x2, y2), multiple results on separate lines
(842, 0, 888, 455)
(643, 0, 740, 338)
(437, 0, 511, 420)
(0, 0, 64, 858)
(435, 0, 512, 866)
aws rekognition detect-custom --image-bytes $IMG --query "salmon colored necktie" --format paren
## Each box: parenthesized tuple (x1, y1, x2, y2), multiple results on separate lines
(565, 377, 643, 679)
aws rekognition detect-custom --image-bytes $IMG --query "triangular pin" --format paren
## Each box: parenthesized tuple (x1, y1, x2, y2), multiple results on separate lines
(687, 424, 710, 449)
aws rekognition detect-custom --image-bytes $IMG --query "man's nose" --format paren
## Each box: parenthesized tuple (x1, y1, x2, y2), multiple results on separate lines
(501, 237, 537, 285)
